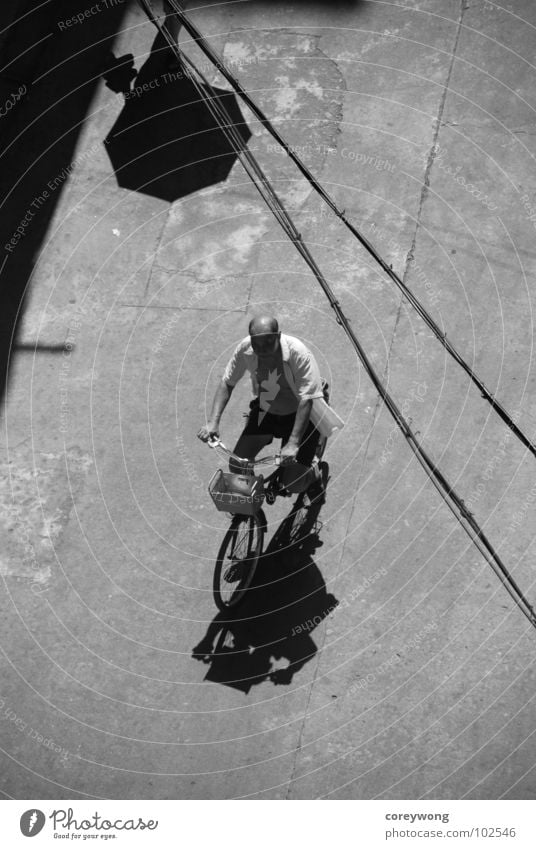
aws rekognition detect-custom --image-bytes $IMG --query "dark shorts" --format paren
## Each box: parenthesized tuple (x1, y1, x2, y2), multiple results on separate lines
(241, 399, 320, 467)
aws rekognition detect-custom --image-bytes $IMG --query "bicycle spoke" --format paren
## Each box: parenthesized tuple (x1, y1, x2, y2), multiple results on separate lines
(214, 515, 264, 610)
(231, 524, 253, 561)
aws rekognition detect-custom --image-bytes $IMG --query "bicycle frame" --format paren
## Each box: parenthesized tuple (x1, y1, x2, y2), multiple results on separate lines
(205, 438, 326, 610)
(208, 437, 281, 472)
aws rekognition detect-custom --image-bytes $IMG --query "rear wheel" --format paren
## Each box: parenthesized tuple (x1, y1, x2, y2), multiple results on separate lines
(270, 492, 310, 550)
(213, 513, 264, 610)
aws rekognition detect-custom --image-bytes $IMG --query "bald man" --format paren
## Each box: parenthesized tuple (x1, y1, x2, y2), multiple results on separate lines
(198, 316, 325, 493)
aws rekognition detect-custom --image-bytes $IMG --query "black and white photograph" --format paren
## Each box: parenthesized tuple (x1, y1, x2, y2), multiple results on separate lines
(1, 0, 536, 830)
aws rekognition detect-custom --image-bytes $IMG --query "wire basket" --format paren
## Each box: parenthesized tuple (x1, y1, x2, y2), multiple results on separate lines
(208, 469, 265, 515)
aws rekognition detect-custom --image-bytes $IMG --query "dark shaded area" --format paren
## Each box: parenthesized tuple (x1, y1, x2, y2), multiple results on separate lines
(0, 1, 131, 405)
(193, 482, 338, 694)
(13, 344, 73, 353)
(181, 0, 362, 10)
(239, 0, 362, 6)
(102, 50, 138, 94)
(104, 32, 251, 201)
(0, 1, 53, 90)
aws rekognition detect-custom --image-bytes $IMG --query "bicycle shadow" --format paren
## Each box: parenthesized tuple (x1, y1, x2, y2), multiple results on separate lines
(192, 476, 339, 693)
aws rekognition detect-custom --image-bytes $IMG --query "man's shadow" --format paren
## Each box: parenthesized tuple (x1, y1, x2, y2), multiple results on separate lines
(192, 480, 338, 693)
(102, 33, 251, 201)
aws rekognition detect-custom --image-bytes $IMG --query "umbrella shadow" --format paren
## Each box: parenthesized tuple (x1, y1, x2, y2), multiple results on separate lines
(193, 487, 338, 694)
(103, 32, 252, 202)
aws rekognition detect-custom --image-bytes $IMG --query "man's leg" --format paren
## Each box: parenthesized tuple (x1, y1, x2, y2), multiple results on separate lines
(280, 420, 321, 493)
(230, 432, 272, 474)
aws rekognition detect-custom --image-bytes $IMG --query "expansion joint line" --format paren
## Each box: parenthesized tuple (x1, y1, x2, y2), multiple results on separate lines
(401, 0, 465, 304)
(136, 0, 536, 630)
(164, 0, 536, 461)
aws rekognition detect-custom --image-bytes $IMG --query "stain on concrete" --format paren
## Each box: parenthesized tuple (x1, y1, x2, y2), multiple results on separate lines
(0, 445, 92, 587)
(219, 29, 346, 208)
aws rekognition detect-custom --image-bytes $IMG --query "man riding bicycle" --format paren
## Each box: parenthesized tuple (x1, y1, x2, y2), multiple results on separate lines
(197, 315, 331, 496)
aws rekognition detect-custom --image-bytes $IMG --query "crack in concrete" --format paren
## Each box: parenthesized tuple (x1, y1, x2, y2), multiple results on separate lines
(144, 264, 254, 287)
(137, 263, 255, 310)
(143, 216, 170, 300)
(373, 0, 466, 417)
(402, 2, 467, 292)
(117, 304, 246, 312)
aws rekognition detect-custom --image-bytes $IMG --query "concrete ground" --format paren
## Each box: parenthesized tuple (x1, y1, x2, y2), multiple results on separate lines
(1, 0, 536, 799)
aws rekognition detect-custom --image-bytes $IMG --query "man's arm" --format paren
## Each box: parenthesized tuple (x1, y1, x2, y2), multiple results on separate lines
(197, 380, 234, 442)
(281, 398, 313, 461)
(198, 338, 248, 442)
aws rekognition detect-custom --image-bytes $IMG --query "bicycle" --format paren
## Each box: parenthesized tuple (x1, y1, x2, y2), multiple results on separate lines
(207, 434, 327, 612)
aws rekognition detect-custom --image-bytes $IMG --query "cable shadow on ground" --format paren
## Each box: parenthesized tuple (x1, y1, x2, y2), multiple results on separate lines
(192, 483, 339, 694)
(104, 31, 251, 201)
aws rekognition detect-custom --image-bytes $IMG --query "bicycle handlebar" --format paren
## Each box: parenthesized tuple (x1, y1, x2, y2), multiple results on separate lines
(208, 437, 281, 466)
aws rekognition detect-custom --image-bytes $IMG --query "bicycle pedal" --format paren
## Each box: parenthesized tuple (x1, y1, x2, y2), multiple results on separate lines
(224, 562, 245, 583)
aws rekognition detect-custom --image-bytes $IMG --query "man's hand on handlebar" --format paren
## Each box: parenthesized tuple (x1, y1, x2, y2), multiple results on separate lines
(281, 441, 299, 464)
(197, 422, 220, 443)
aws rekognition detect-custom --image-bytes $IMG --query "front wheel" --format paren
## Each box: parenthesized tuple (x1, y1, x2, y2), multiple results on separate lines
(213, 513, 265, 611)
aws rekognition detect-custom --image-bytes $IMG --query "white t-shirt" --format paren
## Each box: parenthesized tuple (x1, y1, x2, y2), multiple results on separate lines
(222, 334, 324, 417)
